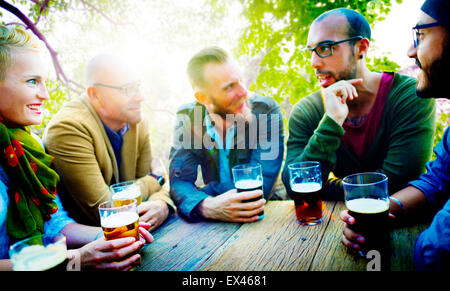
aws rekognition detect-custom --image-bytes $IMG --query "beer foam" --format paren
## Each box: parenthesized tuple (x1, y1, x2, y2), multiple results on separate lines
(12, 244, 67, 271)
(235, 179, 263, 190)
(291, 182, 321, 193)
(112, 189, 140, 200)
(101, 211, 139, 228)
(346, 198, 389, 214)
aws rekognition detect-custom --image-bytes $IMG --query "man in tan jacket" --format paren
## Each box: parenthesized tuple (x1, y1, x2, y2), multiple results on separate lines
(44, 54, 175, 230)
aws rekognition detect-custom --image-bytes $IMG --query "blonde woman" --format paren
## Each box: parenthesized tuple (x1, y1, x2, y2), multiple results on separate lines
(0, 25, 153, 271)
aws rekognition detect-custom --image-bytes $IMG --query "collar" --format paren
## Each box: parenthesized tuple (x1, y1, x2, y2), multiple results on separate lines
(102, 122, 129, 137)
(204, 112, 236, 150)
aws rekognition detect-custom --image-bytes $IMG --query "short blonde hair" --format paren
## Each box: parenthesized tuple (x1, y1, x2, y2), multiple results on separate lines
(0, 25, 45, 81)
(187, 46, 229, 89)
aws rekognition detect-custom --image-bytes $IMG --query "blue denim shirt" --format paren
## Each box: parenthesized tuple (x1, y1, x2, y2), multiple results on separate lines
(204, 113, 236, 187)
(0, 165, 75, 259)
(411, 126, 450, 270)
(169, 94, 284, 221)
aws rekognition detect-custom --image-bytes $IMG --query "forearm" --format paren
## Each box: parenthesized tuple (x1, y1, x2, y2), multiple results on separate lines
(147, 187, 176, 215)
(60, 223, 102, 249)
(196, 196, 214, 219)
(170, 180, 210, 221)
(390, 186, 428, 217)
(0, 260, 12, 271)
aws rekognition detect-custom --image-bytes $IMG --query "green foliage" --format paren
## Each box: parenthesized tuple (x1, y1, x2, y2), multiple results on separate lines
(435, 112, 449, 148)
(366, 55, 400, 72)
(32, 80, 70, 137)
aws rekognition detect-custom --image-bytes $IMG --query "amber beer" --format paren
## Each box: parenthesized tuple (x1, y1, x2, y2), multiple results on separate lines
(235, 179, 264, 216)
(346, 198, 390, 256)
(99, 199, 140, 268)
(101, 211, 140, 241)
(291, 182, 323, 225)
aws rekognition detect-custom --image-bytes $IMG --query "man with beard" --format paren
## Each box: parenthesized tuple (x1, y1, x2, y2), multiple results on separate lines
(169, 47, 284, 222)
(281, 8, 436, 201)
(340, 0, 450, 270)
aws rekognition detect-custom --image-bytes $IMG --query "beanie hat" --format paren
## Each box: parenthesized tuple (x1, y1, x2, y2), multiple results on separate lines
(421, 0, 450, 30)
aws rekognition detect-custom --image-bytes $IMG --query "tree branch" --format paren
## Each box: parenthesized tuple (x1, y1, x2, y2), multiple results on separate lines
(79, 0, 133, 26)
(0, 0, 84, 94)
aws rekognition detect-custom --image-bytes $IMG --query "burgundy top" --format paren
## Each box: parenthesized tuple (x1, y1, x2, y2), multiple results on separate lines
(341, 72, 394, 158)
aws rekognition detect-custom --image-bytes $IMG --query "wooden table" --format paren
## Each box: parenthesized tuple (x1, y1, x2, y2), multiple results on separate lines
(137, 201, 429, 271)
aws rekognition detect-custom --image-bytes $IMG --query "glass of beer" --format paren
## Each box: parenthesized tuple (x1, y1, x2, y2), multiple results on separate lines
(99, 199, 140, 268)
(343, 172, 390, 258)
(110, 180, 142, 206)
(288, 161, 323, 225)
(232, 163, 264, 219)
(9, 234, 67, 271)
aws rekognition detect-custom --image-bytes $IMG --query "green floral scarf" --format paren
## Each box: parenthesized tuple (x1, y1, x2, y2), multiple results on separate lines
(0, 120, 59, 241)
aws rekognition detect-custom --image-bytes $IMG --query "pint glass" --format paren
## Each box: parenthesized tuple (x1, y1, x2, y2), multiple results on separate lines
(110, 181, 142, 206)
(288, 161, 323, 225)
(9, 234, 67, 271)
(99, 199, 140, 241)
(232, 163, 264, 218)
(99, 199, 140, 268)
(343, 172, 390, 260)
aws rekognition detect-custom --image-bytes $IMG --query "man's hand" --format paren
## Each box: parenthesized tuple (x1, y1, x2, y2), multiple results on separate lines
(339, 209, 365, 253)
(322, 79, 362, 125)
(198, 189, 265, 223)
(138, 200, 169, 232)
(340, 209, 395, 253)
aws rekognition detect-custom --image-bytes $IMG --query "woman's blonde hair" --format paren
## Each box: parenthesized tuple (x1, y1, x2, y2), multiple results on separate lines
(0, 25, 45, 81)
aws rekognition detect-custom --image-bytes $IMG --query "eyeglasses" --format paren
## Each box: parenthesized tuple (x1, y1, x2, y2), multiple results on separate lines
(307, 36, 363, 58)
(412, 22, 441, 48)
(93, 81, 140, 98)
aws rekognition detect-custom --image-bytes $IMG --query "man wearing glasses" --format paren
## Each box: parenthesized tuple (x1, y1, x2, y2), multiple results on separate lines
(341, 0, 450, 270)
(281, 8, 436, 201)
(44, 54, 176, 229)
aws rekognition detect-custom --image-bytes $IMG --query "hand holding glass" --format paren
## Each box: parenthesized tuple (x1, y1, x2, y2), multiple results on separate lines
(232, 163, 264, 219)
(99, 199, 140, 268)
(343, 172, 390, 257)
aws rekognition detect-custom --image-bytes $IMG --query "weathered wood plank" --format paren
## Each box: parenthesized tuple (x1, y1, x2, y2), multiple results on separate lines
(309, 202, 368, 271)
(197, 200, 336, 271)
(137, 214, 241, 271)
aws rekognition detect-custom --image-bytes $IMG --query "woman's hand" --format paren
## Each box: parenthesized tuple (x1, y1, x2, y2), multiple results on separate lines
(70, 222, 154, 271)
(70, 237, 143, 271)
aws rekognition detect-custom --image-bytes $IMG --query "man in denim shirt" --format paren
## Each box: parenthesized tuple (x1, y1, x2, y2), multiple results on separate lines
(169, 47, 284, 222)
(340, 0, 449, 270)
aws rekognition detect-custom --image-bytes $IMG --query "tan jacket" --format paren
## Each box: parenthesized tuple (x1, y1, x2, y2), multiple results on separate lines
(44, 95, 175, 225)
